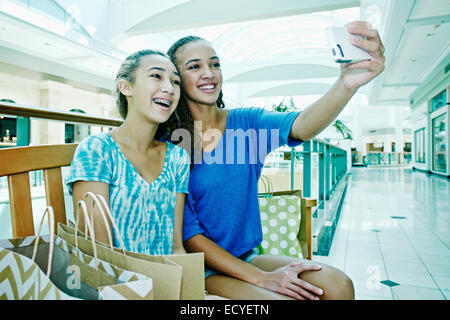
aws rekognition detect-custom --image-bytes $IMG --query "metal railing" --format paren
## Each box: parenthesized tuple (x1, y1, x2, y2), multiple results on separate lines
(301, 139, 347, 209)
(364, 152, 412, 166)
(285, 139, 348, 256)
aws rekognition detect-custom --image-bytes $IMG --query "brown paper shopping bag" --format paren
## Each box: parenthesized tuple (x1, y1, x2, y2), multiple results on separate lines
(89, 192, 205, 300)
(57, 200, 154, 300)
(59, 192, 205, 300)
(58, 194, 182, 299)
(111, 244, 205, 300)
(53, 234, 154, 300)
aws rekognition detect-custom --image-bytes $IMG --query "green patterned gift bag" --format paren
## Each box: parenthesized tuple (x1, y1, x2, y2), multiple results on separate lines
(256, 176, 303, 258)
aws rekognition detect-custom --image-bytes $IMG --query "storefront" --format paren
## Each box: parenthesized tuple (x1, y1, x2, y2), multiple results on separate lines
(412, 86, 449, 177)
(429, 88, 448, 176)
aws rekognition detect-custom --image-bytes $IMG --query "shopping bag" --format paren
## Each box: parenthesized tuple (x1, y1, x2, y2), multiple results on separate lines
(54, 234, 154, 300)
(58, 200, 154, 300)
(0, 247, 78, 300)
(112, 244, 205, 300)
(1, 205, 154, 300)
(257, 175, 304, 259)
(58, 193, 204, 300)
(83, 192, 205, 300)
(0, 207, 77, 300)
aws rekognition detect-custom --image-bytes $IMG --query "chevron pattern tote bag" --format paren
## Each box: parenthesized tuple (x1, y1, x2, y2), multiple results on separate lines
(0, 206, 154, 300)
(1, 235, 154, 300)
(0, 246, 78, 300)
(0, 206, 76, 300)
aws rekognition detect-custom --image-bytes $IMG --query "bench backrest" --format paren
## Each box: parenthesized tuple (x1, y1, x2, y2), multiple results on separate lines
(0, 144, 77, 237)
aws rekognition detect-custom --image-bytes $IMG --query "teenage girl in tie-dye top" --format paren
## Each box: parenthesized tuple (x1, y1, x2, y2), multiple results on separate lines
(66, 50, 189, 255)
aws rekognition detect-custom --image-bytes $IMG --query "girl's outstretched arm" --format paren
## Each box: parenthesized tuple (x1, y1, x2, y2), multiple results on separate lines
(290, 21, 385, 141)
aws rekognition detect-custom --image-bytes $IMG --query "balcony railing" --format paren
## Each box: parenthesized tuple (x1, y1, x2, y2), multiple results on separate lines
(0, 101, 123, 147)
(0, 102, 124, 238)
(364, 151, 412, 166)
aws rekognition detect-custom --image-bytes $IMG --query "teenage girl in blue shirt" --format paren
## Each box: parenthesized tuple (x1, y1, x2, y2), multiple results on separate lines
(165, 21, 385, 300)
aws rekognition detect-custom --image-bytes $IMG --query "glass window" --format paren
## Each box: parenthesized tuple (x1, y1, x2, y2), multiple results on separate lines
(431, 90, 447, 113)
(432, 113, 447, 172)
(414, 128, 425, 163)
(0, 99, 17, 147)
(10, 0, 66, 22)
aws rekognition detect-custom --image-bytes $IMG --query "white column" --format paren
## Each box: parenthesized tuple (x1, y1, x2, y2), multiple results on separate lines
(395, 107, 405, 163)
(383, 135, 392, 153)
(395, 107, 404, 152)
(352, 101, 364, 154)
(39, 81, 67, 145)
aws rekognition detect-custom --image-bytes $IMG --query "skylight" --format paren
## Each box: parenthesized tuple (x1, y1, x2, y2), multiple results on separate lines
(118, 7, 360, 65)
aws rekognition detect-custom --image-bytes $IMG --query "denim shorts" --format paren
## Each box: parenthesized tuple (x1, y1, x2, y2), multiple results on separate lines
(204, 247, 260, 279)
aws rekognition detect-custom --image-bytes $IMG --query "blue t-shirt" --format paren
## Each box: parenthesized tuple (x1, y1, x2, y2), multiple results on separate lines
(182, 107, 302, 258)
(66, 132, 190, 255)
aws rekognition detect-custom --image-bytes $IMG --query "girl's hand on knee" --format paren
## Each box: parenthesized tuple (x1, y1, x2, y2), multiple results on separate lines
(257, 262, 324, 300)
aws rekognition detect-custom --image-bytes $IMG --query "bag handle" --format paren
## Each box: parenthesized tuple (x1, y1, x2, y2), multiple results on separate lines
(83, 192, 112, 246)
(260, 175, 274, 198)
(83, 192, 127, 255)
(260, 175, 268, 195)
(266, 175, 274, 196)
(75, 200, 98, 270)
(31, 206, 55, 277)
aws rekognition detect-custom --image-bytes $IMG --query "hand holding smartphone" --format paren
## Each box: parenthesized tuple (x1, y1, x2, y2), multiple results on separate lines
(324, 26, 371, 64)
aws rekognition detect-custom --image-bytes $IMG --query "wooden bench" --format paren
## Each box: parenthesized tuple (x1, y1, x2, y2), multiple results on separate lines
(0, 144, 77, 237)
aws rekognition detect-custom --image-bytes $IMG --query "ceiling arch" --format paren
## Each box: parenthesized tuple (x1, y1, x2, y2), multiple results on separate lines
(226, 64, 339, 82)
(249, 82, 333, 98)
(125, 0, 359, 36)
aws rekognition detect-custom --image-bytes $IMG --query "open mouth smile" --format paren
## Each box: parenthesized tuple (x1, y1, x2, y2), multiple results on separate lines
(198, 84, 216, 93)
(152, 98, 172, 109)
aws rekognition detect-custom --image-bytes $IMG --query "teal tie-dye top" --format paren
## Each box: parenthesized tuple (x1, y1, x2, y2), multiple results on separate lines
(66, 132, 190, 255)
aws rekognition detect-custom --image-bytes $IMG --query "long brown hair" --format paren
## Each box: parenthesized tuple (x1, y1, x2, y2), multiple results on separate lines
(164, 36, 226, 163)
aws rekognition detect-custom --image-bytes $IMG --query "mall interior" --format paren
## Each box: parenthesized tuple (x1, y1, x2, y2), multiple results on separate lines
(0, 0, 449, 300)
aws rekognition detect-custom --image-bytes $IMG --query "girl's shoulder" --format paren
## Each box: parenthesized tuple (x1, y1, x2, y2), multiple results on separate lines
(76, 132, 113, 150)
(74, 133, 118, 159)
(226, 107, 268, 129)
(227, 106, 267, 120)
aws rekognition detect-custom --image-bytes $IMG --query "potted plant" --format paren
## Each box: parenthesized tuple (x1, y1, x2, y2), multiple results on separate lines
(332, 120, 353, 140)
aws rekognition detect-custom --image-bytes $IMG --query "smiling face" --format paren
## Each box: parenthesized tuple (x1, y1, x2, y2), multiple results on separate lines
(175, 40, 223, 108)
(119, 54, 181, 124)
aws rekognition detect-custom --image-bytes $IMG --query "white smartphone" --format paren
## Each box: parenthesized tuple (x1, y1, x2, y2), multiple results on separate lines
(324, 26, 371, 63)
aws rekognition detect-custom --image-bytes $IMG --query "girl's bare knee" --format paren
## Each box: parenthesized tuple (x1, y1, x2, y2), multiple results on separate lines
(321, 267, 354, 300)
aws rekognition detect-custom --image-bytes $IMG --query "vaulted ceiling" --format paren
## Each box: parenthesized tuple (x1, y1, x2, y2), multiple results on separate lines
(0, 0, 449, 132)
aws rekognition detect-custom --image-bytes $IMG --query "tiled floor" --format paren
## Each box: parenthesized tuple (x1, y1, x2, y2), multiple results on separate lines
(312, 167, 450, 300)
